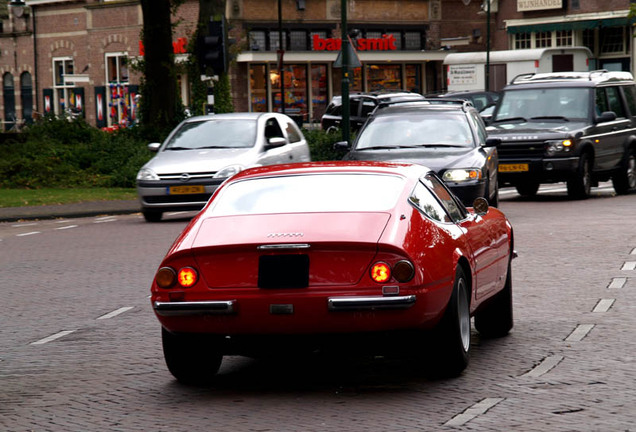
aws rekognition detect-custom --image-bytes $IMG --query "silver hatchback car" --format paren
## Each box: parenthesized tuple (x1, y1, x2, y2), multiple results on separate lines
(136, 112, 311, 222)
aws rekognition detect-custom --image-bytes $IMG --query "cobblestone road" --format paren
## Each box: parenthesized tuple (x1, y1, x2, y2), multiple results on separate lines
(1, 185, 635, 431)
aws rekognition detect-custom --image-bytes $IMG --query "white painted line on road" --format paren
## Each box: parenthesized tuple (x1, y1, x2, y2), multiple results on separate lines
(54, 219, 75, 224)
(593, 298, 615, 313)
(94, 219, 116, 224)
(166, 211, 189, 216)
(608, 277, 627, 289)
(565, 324, 595, 342)
(444, 398, 505, 427)
(622, 261, 636, 271)
(30, 330, 76, 345)
(520, 355, 564, 378)
(12, 222, 38, 227)
(631, 247, 636, 255)
(97, 306, 134, 320)
(16, 231, 41, 237)
(55, 225, 78, 230)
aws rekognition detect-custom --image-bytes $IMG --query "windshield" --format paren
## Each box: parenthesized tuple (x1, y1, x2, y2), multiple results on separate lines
(164, 119, 257, 150)
(355, 113, 474, 149)
(494, 88, 591, 122)
(210, 173, 405, 215)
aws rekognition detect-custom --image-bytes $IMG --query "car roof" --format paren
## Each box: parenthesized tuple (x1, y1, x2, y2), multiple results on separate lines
(182, 112, 279, 123)
(227, 160, 431, 181)
(373, 99, 474, 116)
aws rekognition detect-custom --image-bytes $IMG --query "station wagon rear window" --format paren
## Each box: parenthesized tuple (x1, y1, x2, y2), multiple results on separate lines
(210, 173, 405, 215)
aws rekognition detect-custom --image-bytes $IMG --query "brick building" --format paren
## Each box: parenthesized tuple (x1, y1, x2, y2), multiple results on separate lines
(0, 0, 515, 129)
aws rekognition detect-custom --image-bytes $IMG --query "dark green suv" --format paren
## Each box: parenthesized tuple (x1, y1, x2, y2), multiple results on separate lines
(488, 70, 636, 199)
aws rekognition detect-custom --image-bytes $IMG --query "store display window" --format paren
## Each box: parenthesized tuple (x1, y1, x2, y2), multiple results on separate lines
(250, 64, 268, 112)
(311, 64, 328, 120)
(366, 64, 401, 91)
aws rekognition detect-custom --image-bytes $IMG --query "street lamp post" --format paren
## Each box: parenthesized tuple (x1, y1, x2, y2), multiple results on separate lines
(278, 0, 285, 114)
(485, 0, 491, 92)
(341, 0, 351, 144)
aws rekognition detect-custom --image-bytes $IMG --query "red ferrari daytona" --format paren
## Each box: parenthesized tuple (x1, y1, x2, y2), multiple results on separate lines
(151, 161, 514, 384)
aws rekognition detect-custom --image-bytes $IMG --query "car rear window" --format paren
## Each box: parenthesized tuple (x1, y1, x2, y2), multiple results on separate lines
(210, 173, 405, 215)
(164, 119, 257, 150)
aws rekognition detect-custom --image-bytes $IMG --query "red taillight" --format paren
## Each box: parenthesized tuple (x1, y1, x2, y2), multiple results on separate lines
(177, 267, 198, 288)
(370, 262, 391, 283)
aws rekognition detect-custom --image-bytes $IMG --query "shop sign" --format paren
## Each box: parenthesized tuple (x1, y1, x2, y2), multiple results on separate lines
(447, 64, 477, 85)
(517, 0, 562, 12)
(138, 37, 188, 56)
(313, 34, 397, 51)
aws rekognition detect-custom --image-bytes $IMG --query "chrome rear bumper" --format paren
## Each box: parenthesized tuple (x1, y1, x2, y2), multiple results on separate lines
(327, 295, 416, 311)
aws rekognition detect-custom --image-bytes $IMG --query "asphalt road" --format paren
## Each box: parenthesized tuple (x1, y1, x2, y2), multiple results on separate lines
(1, 183, 635, 431)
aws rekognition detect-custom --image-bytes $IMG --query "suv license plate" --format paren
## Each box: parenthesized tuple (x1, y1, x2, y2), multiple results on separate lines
(498, 163, 529, 173)
(167, 185, 205, 195)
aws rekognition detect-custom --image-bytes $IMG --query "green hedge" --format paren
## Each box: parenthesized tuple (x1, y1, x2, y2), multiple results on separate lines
(0, 119, 348, 189)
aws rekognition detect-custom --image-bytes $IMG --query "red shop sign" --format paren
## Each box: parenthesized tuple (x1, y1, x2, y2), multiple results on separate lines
(139, 37, 188, 56)
(313, 34, 397, 51)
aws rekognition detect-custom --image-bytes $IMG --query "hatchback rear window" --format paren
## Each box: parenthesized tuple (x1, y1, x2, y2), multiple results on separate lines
(210, 173, 405, 215)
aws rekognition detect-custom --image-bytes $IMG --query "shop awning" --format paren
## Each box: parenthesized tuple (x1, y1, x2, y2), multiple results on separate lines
(507, 16, 635, 34)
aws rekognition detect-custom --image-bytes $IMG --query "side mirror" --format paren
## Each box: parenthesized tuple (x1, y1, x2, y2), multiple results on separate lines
(266, 137, 287, 150)
(596, 111, 617, 124)
(148, 143, 161, 152)
(483, 137, 501, 147)
(472, 197, 489, 216)
(333, 141, 351, 152)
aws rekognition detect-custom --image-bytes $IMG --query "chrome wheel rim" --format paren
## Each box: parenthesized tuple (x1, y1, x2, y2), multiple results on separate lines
(457, 278, 471, 352)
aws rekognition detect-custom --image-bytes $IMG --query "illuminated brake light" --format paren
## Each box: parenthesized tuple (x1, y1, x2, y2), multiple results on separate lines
(370, 262, 391, 283)
(177, 267, 198, 288)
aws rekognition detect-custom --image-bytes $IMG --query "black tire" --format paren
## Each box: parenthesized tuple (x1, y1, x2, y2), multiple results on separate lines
(567, 152, 592, 199)
(515, 182, 539, 197)
(474, 259, 513, 338)
(143, 210, 163, 222)
(162, 328, 223, 385)
(612, 149, 636, 195)
(430, 267, 471, 378)
(488, 180, 499, 207)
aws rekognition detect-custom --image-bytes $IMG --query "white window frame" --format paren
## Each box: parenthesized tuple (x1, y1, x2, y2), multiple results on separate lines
(105, 52, 130, 126)
(52, 56, 75, 116)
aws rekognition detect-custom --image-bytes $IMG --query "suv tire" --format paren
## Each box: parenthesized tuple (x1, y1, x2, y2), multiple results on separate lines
(567, 152, 592, 199)
(612, 148, 636, 195)
(515, 182, 539, 197)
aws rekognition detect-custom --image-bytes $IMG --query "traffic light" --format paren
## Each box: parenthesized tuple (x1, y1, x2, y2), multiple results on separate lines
(198, 17, 227, 75)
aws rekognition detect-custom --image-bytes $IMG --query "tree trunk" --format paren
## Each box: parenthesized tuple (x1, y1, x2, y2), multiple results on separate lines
(140, 0, 177, 135)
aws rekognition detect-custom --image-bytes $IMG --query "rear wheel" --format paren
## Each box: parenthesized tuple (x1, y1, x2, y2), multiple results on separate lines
(612, 149, 636, 195)
(487, 179, 499, 207)
(430, 267, 471, 378)
(567, 152, 592, 199)
(162, 328, 223, 385)
(515, 182, 539, 197)
(475, 259, 513, 338)
(143, 210, 163, 222)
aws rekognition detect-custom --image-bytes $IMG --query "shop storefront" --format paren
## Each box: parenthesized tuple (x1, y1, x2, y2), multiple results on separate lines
(238, 26, 447, 123)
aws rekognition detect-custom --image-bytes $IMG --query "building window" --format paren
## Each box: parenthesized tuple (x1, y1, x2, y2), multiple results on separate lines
(600, 27, 625, 54)
(290, 30, 307, 51)
(556, 30, 573, 47)
(52, 57, 74, 115)
(535, 31, 552, 48)
(20, 72, 33, 125)
(583, 29, 595, 53)
(514, 32, 531, 49)
(105, 53, 130, 126)
(269, 30, 287, 51)
(249, 31, 266, 51)
(404, 32, 422, 50)
(3, 72, 16, 131)
(250, 64, 268, 112)
(367, 63, 401, 91)
(311, 64, 328, 120)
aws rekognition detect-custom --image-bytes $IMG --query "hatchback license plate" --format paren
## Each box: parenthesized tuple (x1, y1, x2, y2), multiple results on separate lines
(167, 185, 205, 195)
(498, 163, 529, 173)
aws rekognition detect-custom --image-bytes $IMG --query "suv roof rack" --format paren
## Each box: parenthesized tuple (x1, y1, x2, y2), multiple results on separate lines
(509, 70, 634, 85)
